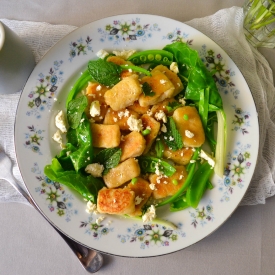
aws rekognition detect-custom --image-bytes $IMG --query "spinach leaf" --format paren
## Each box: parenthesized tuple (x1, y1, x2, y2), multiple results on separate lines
(69, 114, 94, 172)
(67, 95, 88, 129)
(162, 116, 183, 151)
(94, 147, 122, 175)
(163, 42, 223, 109)
(138, 156, 176, 177)
(44, 158, 104, 203)
(66, 127, 78, 147)
(88, 59, 123, 87)
(56, 143, 77, 171)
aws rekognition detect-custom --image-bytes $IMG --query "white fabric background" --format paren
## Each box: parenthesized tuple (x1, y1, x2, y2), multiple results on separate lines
(0, 6, 275, 206)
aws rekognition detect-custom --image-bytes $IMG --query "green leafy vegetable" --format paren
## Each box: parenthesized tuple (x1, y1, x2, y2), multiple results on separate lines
(170, 195, 189, 212)
(44, 158, 104, 203)
(162, 116, 183, 151)
(88, 58, 123, 87)
(142, 82, 155, 97)
(68, 114, 94, 172)
(67, 96, 88, 129)
(186, 161, 214, 208)
(66, 69, 94, 108)
(155, 139, 164, 158)
(138, 156, 176, 177)
(94, 148, 122, 175)
(163, 42, 223, 109)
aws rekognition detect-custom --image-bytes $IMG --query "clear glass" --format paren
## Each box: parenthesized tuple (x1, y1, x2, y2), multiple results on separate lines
(243, 0, 275, 48)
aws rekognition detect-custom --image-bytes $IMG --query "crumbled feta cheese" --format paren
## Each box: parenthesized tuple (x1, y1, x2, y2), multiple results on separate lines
(96, 216, 105, 225)
(160, 79, 167, 84)
(190, 160, 196, 163)
(200, 149, 216, 168)
(170, 62, 179, 74)
(149, 183, 156, 190)
(113, 117, 118, 122)
(169, 136, 174, 141)
(179, 98, 186, 106)
(147, 109, 153, 116)
(85, 163, 104, 177)
(124, 109, 130, 117)
(154, 110, 167, 123)
(142, 205, 156, 223)
(185, 130, 194, 138)
(52, 130, 65, 148)
(160, 124, 167, 133)
(118, 111, 124, 119)
(86, 201, 97, 214)
(112, 49, 136, 59)
(90, 100, 101, 117)
(127, 115, 143, 132)
(96, 85, 102, 91)
(135, 196, 143, 205)
(55, 110, 67, 133)
(96, 49, 109, 59)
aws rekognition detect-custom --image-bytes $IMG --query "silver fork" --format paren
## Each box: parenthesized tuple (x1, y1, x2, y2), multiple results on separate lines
(0, 151, 104, 273)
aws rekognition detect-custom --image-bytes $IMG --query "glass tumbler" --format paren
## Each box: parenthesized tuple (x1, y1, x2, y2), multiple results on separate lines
(243, 0, 275, 48)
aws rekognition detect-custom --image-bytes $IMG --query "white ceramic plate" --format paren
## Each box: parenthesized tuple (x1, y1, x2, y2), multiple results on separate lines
(15, 14, 259, 257)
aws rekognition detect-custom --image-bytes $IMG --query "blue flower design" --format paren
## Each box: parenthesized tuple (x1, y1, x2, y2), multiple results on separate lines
(136, 30, 145, 36)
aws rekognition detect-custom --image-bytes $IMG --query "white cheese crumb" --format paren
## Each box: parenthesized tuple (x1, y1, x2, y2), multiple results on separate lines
(190, 160, 196, 163)
(142, 205, 156, 223)
(185, 130, 194, 138)
(170, 62, 179, 74)
(90, 100, 101, 117)
(179, 98, 186, 106)
(149, 183, 156, 190)
(55, 110, 67, 133)
(118, 111, 124, 119)
(124, 109, 130, 117)
(135, 196, 143, 205)
(160, 79, 167, 84)
(112, 49, 136, 59)
(113, 117, 118, 122)
(169, 136, 174, 141)
(154, 110, 167, 123)
(96, 49, 109, 59)
(127, 115, 143, 132)
(160, 124, 167, 133)
(85, 163, 104, 177)
(200, 149, 216, 168)
(52, 130, 65, 148)
(96, 85, 102, 91)
(147, 109, 153, 116)
(86, 201, 97, 214)
(96, 216, 105, 225)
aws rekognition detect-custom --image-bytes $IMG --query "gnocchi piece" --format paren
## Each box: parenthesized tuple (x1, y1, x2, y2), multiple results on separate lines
(128, 101, 150, 114)
(103, 108, 139, 131)
(97, 187, 135, 215)
(119, 131, 146, 162)
(173, 106, 205, 147)
(141, 114, 160, 154)
(91, 124, 121, 148)
(149, 166, 188, 199)
(104, 75, 142, 111)
(103, 158, 141, 188)
(127, 177, 152, 216)
(138, 70, 175, 107)
(163, 145, 194, 165)
(151, 65, 183, 96)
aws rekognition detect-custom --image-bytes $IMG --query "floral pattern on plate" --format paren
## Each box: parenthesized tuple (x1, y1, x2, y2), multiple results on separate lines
(199, 45, 241, 99)
(189, 200, 214, 228)
(231, 105, 251, 134)
(32, 162, 78, 222)
(163, 28, 193, 45)
(80, 217, 114, 239)
(98, 18, 161, 44)
(26, 60, 64, 118)
(117, 222, 185, 249)
(24, 125, 45, 155)
(69, 36, 93, 61)
(219, 142, 252, 202)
